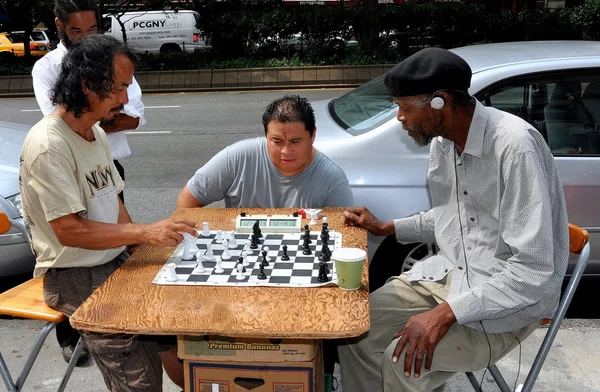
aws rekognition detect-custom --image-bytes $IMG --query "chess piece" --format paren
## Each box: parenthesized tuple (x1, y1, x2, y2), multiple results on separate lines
(263, 246, 271, 262)
(214, 258, 224, 274)
(221, 240, 232, 260)
(302, 241, 312, 255)
(236, 263, 246, 280)
(309, 210, 317, 226)
(236, 256, 246, 273)
(193, 262, 206, 274)
(317, 262, 329, 282)
(203, 243, 216, 261)
(229, 231, 238, 248)
(182, 234, 194, 260)
(215, 230, 223, 243)
(322, 216, 328, 230)
(243, 239, 253, 255)
(257, 263, 267, 280)
(261, 249, 269, 266)
(201, 221, 211, 237)
(304, 227, 312, 244)
(241, 251, 250, 267)
(166, 263, 178, 282)
(281, 245, 290, 261)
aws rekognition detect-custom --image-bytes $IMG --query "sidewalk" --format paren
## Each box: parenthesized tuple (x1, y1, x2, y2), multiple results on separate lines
(1, 318, 599, 391)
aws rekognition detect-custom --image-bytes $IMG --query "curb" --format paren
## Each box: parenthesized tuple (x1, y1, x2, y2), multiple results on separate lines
(0, 64, 394, 98)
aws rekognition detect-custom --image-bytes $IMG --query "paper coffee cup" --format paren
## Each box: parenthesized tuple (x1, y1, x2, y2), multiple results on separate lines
(332, 248, 366, 290)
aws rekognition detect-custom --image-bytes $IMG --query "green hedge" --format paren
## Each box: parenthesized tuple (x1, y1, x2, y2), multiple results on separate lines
(2, 0, 600, 76)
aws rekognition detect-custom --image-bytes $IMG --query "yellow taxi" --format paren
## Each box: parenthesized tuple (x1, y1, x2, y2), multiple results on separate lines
(0, 32, 47, 58)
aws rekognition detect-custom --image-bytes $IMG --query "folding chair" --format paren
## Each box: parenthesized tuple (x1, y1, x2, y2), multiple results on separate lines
(466, 223, 590, 392)
(0, 213, 83, 392)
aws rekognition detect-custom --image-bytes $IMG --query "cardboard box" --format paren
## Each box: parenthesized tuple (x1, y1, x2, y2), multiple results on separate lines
(183, 349, 323, 392)
(178, 335, 318, 362)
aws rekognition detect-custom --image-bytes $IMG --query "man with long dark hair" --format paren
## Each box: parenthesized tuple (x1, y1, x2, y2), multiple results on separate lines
(20, 35, 197, 391)
(31, 0, 145, 365)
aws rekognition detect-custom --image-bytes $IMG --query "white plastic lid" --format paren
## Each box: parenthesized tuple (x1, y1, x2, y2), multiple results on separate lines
(331, 248, 366, 262)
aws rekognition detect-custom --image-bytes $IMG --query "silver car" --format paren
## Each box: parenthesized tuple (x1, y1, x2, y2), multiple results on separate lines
(0, 121, 35, 277)
(313, 40, 600, 279)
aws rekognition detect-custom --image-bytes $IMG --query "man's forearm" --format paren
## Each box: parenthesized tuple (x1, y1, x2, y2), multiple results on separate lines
(100, 114, 140, 133)
(53, 217, 144, 250)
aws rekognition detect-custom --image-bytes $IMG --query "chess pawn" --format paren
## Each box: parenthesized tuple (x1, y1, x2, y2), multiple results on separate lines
(228, 231, 238, 248)
(193, 261, 206, 274)
(236, 263, 246, 280)
(166, 263, 178, 282)
(263, 246, 271, 262)
(215, 230, 224, 243)
(244, 240, 253, 255)
(281, 245, 290, 261)
(221, 240, 232, 260)
(201, 222, 211, 237)
(261, 249, 269, 266)
(309, 210, 317, 226)
(214, 258, 224, 274)
(241, 251, 250, 267)
(202, 243, 215, 261)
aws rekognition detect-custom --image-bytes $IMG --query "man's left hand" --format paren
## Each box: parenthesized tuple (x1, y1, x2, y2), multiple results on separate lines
(392, 301, 456, 378)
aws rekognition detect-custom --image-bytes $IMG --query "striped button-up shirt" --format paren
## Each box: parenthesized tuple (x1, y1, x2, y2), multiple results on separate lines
(393, 101, 569, 333)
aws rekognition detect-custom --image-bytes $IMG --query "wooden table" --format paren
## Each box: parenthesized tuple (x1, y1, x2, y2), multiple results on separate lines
(70, 207, 370, 339)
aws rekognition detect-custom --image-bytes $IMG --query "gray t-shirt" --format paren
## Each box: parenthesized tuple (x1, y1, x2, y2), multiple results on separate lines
(187, 138, 354, 208)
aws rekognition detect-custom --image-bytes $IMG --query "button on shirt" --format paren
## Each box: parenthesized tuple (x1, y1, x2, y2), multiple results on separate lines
(31, 42, 145, 160)
(393, 101, 569, 333)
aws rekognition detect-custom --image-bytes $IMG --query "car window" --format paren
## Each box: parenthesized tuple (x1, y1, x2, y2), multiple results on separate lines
(31, 32, 45, 41)
(329, 75, 398, 136)
(479, 69, 600, 156)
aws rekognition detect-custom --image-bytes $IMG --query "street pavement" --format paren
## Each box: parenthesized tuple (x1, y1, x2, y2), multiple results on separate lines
(2, 91, 600, 391)
(1, 317, 599, 391)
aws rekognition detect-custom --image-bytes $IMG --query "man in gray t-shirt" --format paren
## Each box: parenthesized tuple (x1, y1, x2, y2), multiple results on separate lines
(177, 95, 354, 209)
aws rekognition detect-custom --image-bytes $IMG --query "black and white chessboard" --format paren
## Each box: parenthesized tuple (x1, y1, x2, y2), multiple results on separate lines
(152, 230, 342, 287)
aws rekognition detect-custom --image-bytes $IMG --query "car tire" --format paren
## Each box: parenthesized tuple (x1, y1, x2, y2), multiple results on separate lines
(368, 236, 437, 293)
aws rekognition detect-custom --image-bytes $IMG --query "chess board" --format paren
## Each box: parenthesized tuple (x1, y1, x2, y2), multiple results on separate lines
(152, 230, 342, 287)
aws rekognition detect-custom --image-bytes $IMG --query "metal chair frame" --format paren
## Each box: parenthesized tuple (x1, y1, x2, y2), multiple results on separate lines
(466, 223, 590, 392)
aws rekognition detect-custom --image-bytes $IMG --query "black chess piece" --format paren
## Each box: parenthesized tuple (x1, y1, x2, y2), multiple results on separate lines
(261, 249, 269, 266)
(236, 256, 246, 273)
(281, 245, 290, 261)
(317, 262, 329, 282)
(258, 263, 267, 280)
(250, 234, 259, 249)
(255, 220, 263, 237)
(302, 241, 312, 255)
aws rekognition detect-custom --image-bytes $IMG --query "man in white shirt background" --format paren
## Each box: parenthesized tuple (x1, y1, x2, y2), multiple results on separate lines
(31, 0, 145, 365)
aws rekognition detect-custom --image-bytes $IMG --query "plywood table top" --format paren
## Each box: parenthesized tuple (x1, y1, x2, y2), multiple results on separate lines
(70, 207, 370, 339)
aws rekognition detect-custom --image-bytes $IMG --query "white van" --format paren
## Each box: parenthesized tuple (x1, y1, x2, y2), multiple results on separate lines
(102, 10, 210, 54)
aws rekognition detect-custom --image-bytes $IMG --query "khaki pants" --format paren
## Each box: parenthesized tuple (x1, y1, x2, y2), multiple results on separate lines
(338, 273, 538, 392)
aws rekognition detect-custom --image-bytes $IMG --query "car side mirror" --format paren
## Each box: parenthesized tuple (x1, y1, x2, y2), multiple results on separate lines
(0, 212, 10, 235)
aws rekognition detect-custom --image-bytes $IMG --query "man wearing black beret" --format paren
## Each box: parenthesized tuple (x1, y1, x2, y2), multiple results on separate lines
(339, 47, 569, 391)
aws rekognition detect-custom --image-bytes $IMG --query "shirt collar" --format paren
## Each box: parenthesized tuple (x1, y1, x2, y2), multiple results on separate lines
(462, 100, 488, 159)
(57, 41, 68, 53)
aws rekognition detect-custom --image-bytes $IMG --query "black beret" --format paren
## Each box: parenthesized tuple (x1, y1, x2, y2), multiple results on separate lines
(384, 47, 472, 98)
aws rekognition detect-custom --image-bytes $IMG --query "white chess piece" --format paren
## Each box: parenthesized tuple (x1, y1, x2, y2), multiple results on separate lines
(166, 263, 178, 282)
(201, 222, 211, 237)
(228, 231, 238, 248)
(264, 246, 271, 262)
(182, 234, 194, 260)
(323, 216, 328, 225)
(202, 243, 215, 261)
(214, 258, 224, 274)
(309, 210, 317, 226)
(193, 262, 206, 274)
(241, 251, 249, 267)
(215, 230, 223, 243)
(236, 263, 246, 280)
(244, 239, 253, 255)
(221, 240, 232, 260)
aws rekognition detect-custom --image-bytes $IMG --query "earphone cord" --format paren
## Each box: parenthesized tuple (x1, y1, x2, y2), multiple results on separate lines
(450, 97, 493, 389)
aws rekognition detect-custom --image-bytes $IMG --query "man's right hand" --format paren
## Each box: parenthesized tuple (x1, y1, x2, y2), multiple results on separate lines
(344, 207, 395, 236)
(140, 218, 198, 247)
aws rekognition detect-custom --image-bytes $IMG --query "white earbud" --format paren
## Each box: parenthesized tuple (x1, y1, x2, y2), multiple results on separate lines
(431, 96, 445, 110)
